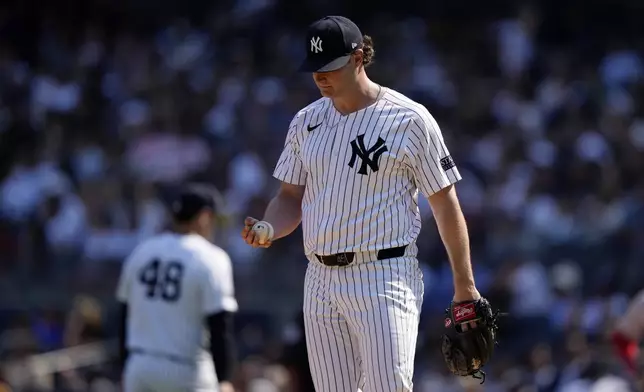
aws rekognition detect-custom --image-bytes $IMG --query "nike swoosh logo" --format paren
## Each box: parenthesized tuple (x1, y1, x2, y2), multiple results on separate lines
(307, 123, 322, 132)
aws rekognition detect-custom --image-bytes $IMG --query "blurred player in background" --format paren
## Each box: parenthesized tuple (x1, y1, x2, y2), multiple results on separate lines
(116, 184, 237, 392)
(611, 289, 644, 374)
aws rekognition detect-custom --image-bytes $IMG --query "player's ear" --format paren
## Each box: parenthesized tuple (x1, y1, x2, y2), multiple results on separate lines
(352, 49, 364, 67)
(197, 209, 213, 227)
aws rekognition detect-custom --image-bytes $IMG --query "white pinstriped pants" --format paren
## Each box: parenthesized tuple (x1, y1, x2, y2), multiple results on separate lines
(303, 255, 424, 392)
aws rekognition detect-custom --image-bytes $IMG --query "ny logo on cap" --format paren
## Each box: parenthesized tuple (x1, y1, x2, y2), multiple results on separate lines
(310, 36, 323, 53)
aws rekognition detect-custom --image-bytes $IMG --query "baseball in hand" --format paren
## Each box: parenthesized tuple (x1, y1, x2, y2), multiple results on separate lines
(251, 221, 274, 245)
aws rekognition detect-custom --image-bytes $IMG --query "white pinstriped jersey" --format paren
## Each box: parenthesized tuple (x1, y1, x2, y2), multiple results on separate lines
(116, 233, 238, 362)
(273, 87, 461, 256)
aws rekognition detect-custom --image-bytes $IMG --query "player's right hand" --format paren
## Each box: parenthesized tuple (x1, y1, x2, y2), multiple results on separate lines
(219, 381, 236, 392)
(241, 217, 273, 248)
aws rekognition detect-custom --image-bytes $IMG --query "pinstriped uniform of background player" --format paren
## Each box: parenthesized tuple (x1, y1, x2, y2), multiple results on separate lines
(117, 185, 237, 392)
(242, 16, 481, 392)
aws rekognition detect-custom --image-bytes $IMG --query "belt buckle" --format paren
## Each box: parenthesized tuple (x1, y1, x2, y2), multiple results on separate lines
(336, 253, 350, 266)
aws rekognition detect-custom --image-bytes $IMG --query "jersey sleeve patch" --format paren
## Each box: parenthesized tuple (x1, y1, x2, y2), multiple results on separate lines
(440, 155, 455, 171)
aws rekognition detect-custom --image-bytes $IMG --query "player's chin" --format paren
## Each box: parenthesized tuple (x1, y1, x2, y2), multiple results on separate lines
(317, 86, 334, 97)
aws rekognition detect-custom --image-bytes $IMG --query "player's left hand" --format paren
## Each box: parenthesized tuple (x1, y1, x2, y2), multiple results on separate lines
(453, 286, 481, 303)
(241, 217, 273, 248)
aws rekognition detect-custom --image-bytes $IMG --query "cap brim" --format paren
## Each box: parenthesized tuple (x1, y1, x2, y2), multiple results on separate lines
(298, 55, 352, 73)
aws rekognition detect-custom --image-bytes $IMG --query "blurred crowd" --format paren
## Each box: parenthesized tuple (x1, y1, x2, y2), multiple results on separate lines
(0, 0, 643, 391)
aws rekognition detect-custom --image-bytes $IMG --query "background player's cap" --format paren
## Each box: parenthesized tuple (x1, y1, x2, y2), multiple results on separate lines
(171, 183, 223, 223)
(298, 16, 364, 73)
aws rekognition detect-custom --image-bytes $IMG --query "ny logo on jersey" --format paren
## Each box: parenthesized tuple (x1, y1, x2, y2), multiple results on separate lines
(310, 36, 323, 53)
(348, 134, 388, 175)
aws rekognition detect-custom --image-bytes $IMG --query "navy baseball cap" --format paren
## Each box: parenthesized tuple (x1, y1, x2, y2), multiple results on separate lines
(171, 184, 223, 223)
(299, 16, 364, 73)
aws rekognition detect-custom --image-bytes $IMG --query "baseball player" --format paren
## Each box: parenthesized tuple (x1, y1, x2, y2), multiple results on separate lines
(612, 289, 644, 373)
(117, 184, 237, 392)
(242, 15, 485, 392)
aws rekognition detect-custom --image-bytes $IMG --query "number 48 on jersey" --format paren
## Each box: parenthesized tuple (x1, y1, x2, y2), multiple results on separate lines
(138, 259, 184, 302)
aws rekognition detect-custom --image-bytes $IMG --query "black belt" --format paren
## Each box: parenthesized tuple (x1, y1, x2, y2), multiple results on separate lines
(130, 348, 194, 366)
(315, 245, 407, 267)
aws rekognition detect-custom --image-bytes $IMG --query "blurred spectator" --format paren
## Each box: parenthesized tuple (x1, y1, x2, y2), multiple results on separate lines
(63, 295, 105, 347)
